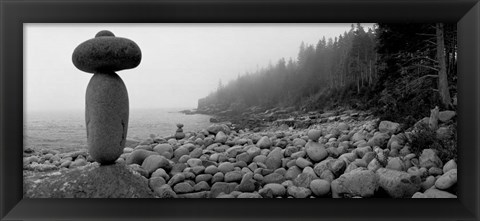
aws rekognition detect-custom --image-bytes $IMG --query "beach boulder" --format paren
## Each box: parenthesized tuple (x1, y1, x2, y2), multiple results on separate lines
(24, 163, 155, 198)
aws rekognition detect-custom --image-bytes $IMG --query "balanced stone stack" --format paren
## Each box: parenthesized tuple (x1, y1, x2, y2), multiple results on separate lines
(72, 30, 142, 165)
(175, 123, 186, 140)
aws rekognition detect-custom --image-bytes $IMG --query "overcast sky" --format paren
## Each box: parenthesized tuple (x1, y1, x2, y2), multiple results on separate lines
(25, 23, 373, 111)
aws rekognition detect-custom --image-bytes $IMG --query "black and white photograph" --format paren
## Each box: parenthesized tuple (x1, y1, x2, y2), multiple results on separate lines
(23, 23, 458, 199)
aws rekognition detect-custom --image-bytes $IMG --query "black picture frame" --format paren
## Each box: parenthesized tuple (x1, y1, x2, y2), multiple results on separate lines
(1, 0, 479, 220)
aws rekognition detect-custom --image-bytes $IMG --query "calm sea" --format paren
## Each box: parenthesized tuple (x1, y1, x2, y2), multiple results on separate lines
(24, 108, 212, 152)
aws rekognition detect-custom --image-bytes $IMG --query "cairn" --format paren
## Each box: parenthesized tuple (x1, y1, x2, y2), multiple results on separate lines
(72, 30, 142, 164)
(305, 129, 328, 162)
(175, 123, 186, 140)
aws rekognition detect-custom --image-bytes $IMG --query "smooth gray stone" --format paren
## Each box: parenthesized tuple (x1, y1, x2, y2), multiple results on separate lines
(95, 30, 115, 37)
(72, 34, 141, 73)
(86, 72, 129, 164)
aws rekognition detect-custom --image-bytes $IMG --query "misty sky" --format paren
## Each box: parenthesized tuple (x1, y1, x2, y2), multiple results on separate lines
(25, 23, 373, 111)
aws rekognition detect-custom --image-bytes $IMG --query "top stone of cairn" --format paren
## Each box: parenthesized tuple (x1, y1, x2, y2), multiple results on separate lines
(72, 30, 142, 73)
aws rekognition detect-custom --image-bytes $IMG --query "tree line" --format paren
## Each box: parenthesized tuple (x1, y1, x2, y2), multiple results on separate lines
(197, 23, 457, 126)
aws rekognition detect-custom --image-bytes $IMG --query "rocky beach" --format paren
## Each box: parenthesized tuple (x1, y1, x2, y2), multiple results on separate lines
(22, 26, 459, 199)
(23, 107, 457, 198)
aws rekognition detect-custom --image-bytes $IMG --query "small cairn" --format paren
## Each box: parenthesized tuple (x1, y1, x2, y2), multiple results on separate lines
(72, 30, 142, 165)
(175, 123, 186, 140)
(305, 129, 328, 162)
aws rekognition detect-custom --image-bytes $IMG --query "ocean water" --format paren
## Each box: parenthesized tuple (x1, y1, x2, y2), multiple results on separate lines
(24, 108, 212, 153)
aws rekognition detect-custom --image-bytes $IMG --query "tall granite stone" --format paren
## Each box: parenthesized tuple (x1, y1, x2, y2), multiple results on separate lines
(72, 30, 141, 164)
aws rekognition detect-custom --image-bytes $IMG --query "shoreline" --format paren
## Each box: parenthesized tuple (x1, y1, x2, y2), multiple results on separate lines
(23, 108, 457, 198)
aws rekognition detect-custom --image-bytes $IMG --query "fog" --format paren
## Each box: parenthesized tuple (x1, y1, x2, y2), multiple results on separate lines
(25, 23, 373, 112)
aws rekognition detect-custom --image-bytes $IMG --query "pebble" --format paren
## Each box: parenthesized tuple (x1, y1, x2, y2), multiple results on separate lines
(292, 138, 307, 147)
(295, 157, 312, 169)
(60, 160, 72, 168)
(224, 171, 244, 183)
(419, 149, 443, 169)
(126, 149, 158, 165)
(173, 182, 194, 194)
(294, 173, 316, 188)
(205, 165, 219, 174)
(310, 179, 330, 196)
(263, 183, 286, 197)
(236, 173, 256, 192)
(149, 177, 166, 190)
(253, 173, 264, 182)
(237, 192, 261, 198)
(178, 155, 190, 163)
(376, 168, 421, 198)
(305, 141, 328, 162)
(187, 158, 202, 167)
(421, 175, 436, 191)
(167, 173, 186, 187)
(331, 169, 378, 198)
(435, 169, 457, 190)
(151, 168, 169, 180)
(173, 146, 190, 160)
(195, 174, 212, 183)
(154, 184, 177, 198)
(70, 159, 87, 168)
(352, 158, 367, 168)
(386, 157, 405, 171)
(302, 167, 317, 178)
(367, 158, 382, 172)
(287, 186, 311, 198)
(319, 170, 335, 183)
(212, 172, 224, 183)
(378, 121, 400, 135)
(263, 172, 285, 184)
(209, 182, 238, 198)
(194, 181, 210, 192)
(428, 167, 443, 176)
(330, 159, 347, 177)
(236, 152, 252, 164)
(438, 110, 456, 122)
(265, 147, 283, 170)
(215, 131, 228, 144)
(218, 162, 234, 173)
(423, 188, 457, 198)
(207, 124, 230, 135)
(256, 136, 272, 149)
(190, 166, 205, 175)
(407, 167, 424, 178)
(141, 155, 171, 175)
(367, 132, 390, 148)
(170, 163, 187, 175)
(411, 192, 428, 198)
(153, 144, 173, 159)
(443, 159, 457, 173)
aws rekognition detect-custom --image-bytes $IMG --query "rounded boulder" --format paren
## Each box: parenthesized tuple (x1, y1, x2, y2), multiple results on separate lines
(310, 179, 331, 196)
(305, 141, 328, 162)
(72, 31, 141, 73)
